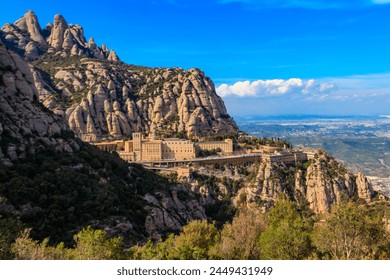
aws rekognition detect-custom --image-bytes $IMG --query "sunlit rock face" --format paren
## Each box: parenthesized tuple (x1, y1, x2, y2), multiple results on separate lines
(1, 11, 238, 140)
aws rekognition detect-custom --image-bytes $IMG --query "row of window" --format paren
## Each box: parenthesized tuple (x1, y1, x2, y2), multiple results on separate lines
(162, 150, 194, 153)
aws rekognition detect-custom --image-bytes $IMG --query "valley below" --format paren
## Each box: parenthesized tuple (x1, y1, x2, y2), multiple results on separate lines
(236, 115, 390, 195)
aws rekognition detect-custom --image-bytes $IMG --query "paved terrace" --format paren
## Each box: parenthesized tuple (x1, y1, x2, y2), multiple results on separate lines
(140, 153, 262, 167)
(139, 150, 309, 168)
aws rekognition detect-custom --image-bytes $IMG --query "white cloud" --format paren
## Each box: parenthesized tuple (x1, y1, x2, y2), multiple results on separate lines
(216, 78, 336, 97)
(220, 73, 390, 116)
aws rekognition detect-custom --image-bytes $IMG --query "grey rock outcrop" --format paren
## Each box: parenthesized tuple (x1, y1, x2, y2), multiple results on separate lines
(25, 41, 39, 60)
(107, 50, 120, 62)
(1, 11, 120, 62)
(305, 153, 355, 213)
(47, 14, 68, 49)
(0, 41, 79, 165)
(356, 172, 374, 202)
(14, 10, 46, 47)
(144, 186, 207, 240)
(245, 151, 374, 213)
(1, 11, 236, 140)
(0, 41, 212, 244)
(32, 62, 238, 140)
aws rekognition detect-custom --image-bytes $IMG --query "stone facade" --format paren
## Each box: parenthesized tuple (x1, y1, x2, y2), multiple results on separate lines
(162, 139, 195, 160)
(262, 151, 308, 164)
(92, 133, 234, 162)
(196, 139, 233, 154)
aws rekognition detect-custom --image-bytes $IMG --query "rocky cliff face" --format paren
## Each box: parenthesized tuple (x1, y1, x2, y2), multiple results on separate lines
(0, 11, 238, 140)
(304, 152, 359, 212)
(1, 10, 119, 62)
(0, 40, 79, 166)
(0, 41, 210, 245)
(143, 185, 207, 241)
(33, 61, 237, 140)
(244, 150, 374, 213)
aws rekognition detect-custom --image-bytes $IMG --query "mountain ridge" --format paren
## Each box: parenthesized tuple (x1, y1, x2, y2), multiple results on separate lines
(1, 11, 388, 258)
(0, 39, 213, 245)
(1, 11, 238, 140)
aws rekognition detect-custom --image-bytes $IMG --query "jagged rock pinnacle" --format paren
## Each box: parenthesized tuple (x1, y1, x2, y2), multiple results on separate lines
(107, 50, 120, 62)
(2, 11, 122, 62)
(48, 14, 68, 49)
(14, 10, 46, 46)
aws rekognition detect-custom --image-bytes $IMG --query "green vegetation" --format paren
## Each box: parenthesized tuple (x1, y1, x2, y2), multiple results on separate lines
(215, 208, 265, 259)
(32, 54, 83, 76)
(312, 201, 390, 259)
(0, 215, 23, 259)
(192, 172, 240, 227)
(238, 136, 292, 149)
(12, 226, 125, 260)
(195, 148, 222, 158)
(105, 197, 390, 260)
(258, 197, 313, 259)
(1, 196, 389, 259)
(0, 140, 172, 246)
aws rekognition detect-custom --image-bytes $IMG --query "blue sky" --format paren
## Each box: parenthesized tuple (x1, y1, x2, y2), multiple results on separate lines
(1, 0, 390, 116)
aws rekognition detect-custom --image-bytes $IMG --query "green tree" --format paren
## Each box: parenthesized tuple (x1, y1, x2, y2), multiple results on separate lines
(131, 220, 219, 260)
(12, 229, 69, 260)
(312, 201, 390, 260)
(172, 220, 219, 260)
(214, 208, 265, 259)
(71, 226, 125, 260)
(12, 227, 125, 260)
(258, 197, 313, 259)
(0, 215, 23, 259)
(130, 234, 176, 260)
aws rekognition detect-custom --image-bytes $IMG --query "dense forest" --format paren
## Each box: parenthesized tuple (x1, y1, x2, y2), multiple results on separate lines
(1, 137, 390, 260)
(0, 140, 174, 253)
(2, 196, 389, 260)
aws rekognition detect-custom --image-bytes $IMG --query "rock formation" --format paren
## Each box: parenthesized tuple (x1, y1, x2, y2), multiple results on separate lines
(47, 14, 69, 50)
(355, 172, 374, 202)
(0, 40, 79, 166)
(143, 186, 207, 240)
(0, 11, 119, 61)
(39, 64, 238, 140)
(0, 11, 238, 140)
(245, 150, 374, 213)
(14, 10, 46, 47)
(0, 42, 210, 244)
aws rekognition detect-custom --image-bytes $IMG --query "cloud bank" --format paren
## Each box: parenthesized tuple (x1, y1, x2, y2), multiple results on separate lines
(216, 78, 336, 97)
(218, 73, 390, 116)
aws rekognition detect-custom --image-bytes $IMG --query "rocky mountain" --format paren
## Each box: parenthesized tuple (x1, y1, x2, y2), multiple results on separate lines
(0, 38, 79, 166)
(1, 11, 384, 253)
(0, 40, 209, 245)
(0, 11, 238, 140)
(241, 150, 375, 212)
(1, 10, 119, 62)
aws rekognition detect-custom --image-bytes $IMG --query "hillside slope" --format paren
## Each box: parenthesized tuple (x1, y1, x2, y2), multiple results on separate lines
(0, 41, 208, 245)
